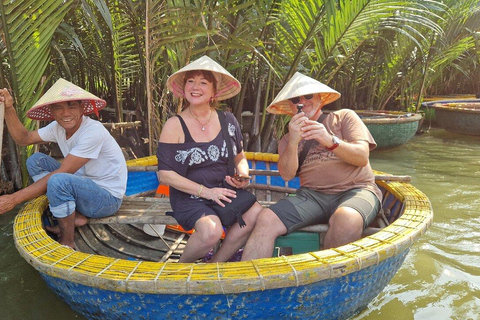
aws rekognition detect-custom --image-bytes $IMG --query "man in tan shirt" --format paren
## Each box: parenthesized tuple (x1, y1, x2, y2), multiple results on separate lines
(241, 73, 382, 260)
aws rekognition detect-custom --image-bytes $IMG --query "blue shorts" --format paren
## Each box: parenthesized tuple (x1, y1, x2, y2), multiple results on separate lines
(269, 187, 380, 234)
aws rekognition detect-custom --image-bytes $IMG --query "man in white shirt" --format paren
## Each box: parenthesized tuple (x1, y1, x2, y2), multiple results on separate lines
(0, 78, 127, 249)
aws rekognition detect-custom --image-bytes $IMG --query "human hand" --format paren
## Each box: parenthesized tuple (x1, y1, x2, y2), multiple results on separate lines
(204, 186, 237, 207)
(300, 119, 331, 146)
(0, 88, 14, 110)
(0, 194, 18, 215)
(225, 174, 251, 189)
(288, 112, 308, 144)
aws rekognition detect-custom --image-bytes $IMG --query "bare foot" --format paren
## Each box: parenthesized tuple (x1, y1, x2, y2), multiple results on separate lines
(45, 225, 60, 234)
(44, 225, 77, 249)
(44, 213, 88, 234)
(58, 240, 76, 250)
(75, 213, 88, 227)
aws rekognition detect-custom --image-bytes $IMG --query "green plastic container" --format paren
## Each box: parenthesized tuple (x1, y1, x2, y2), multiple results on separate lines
(273, 231, 320, 256)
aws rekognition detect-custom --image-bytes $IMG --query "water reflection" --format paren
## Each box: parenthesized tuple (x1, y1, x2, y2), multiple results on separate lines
(1, 128, 480, 319)
(355, 128, 480, 320)
(0, 208, 82, 319)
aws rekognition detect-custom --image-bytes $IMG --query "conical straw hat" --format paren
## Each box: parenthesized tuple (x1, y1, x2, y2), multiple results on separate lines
(27, 78, 106, 120)
(166, 55, 241, 101)
(266, 72, 341, 115)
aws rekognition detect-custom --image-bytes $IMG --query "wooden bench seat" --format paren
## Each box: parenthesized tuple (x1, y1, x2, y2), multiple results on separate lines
(88, 197, 278, 225)
(89, 196, 387, 236)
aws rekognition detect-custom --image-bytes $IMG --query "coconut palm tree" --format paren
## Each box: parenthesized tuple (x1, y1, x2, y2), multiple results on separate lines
(2, 0, 480, 187)
(0, 0, 73, 187)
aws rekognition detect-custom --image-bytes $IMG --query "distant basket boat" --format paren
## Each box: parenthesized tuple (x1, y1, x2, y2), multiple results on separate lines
(431, 102, 480, 135)
(354, 110, 423, 149)
(14, 153, 433, 320)
(422, 94, 479, 102)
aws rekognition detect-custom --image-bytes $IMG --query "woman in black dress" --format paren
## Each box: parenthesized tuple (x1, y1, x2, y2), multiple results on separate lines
(157, 56, 263, 263)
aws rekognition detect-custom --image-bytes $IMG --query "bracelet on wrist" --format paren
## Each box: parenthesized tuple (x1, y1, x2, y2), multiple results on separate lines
(197, 184, 204, 197)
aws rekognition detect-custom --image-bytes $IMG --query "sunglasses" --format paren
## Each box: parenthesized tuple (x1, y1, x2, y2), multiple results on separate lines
(288, 94, 314, 104)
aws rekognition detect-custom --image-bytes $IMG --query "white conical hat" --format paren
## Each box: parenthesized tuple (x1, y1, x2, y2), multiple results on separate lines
(267, 72, 341, 115)
(166, 55, 241, 101)
(27, 78, 106, 120)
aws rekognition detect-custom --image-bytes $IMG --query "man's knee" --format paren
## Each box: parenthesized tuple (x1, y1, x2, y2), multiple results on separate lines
(26, 152, 41, 167)
(329, 207, 363, 230)
(256, 208, 286, 236)
(47, 173, 73, 192)
(26, 153, 46, 175)
(27, 153, 60, 181)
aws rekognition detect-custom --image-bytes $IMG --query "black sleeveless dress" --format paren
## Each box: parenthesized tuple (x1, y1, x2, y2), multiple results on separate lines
(157, 110, 243, 230)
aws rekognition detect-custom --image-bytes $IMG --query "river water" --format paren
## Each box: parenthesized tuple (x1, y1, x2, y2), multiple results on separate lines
(1, 127, 479, 320)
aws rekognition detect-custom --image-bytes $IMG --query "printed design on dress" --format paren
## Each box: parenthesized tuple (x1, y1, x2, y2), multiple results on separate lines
(175, 147, 208, 165)
(228, 122, 238, 156)
(228, 122, 236, 136)
(221, 140, 228, 158)
(208, 144, 220, 161)
(174, 121, 237, 166)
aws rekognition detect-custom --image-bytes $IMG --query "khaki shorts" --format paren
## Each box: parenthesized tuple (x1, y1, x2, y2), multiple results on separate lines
(269, 187, 380, 234)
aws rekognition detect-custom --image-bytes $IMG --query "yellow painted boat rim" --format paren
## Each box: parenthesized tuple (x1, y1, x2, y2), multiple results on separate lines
(13, 170, 433, 295)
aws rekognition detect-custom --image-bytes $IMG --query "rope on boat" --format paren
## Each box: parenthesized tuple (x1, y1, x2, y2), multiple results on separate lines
(251, 261, 266, 291)
(96, 259, 120, 277)
(126, 261, 143, 282)
(15, 229, 46, 241)
(354, 253, 363, 270)
(50, 251, 76, 266)
(329, 261, 335, 279)
(186, 264, 194, 294)
(154, 263, 168, 291)
(282, 256, 300, 287)
(216, 263, 231, 308)
(36, 243, 63, 258)
(68, 254, 94, 271)
(28, 238, 56, 255)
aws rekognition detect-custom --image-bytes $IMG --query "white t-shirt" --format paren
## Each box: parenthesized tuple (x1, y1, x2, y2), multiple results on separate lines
(38, 116, 127, 199)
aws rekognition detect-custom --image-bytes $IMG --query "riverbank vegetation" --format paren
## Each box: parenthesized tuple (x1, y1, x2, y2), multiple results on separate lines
(0, 0, 479, 191)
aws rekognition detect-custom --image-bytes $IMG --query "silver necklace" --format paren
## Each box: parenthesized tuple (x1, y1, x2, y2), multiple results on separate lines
(189, 107, 212, 131)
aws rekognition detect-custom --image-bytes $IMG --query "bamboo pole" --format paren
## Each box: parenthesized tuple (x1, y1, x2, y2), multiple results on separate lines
(127, 165, 412, 182)
(102, 121, 142, 129)
(145, 0, 153, 156)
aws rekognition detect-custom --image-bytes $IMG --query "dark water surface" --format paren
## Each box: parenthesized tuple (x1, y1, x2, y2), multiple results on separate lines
(1, 127, 479, 320)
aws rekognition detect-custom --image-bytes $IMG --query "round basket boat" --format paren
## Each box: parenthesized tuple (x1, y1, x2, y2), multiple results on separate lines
(431, 102, 480, 135)
(355, 110, 423, 149)
(420, 99, 480, 124)
(422, 94, 478, 102)
(14, 153, 433, 320)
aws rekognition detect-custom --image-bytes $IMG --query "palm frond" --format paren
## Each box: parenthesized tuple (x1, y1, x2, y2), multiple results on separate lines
(0, 0, 72, 127)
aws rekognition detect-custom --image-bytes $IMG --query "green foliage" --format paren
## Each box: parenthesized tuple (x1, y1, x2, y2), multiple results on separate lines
(0, 0, 73, 126)
(0, 0, 73, 185)
(1, 0, 480, 160)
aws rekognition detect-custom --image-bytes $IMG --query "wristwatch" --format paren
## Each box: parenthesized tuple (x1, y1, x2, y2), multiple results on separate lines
(325, 135, 341, 151)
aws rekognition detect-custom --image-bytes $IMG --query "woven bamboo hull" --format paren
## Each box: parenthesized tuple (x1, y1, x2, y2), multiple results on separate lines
(420, 99, 480, 124)
(432, 103, 480, 135)
(355, 110, 423, 149)
(14, 154, 433, 320)
(40, 250, 408, 319)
